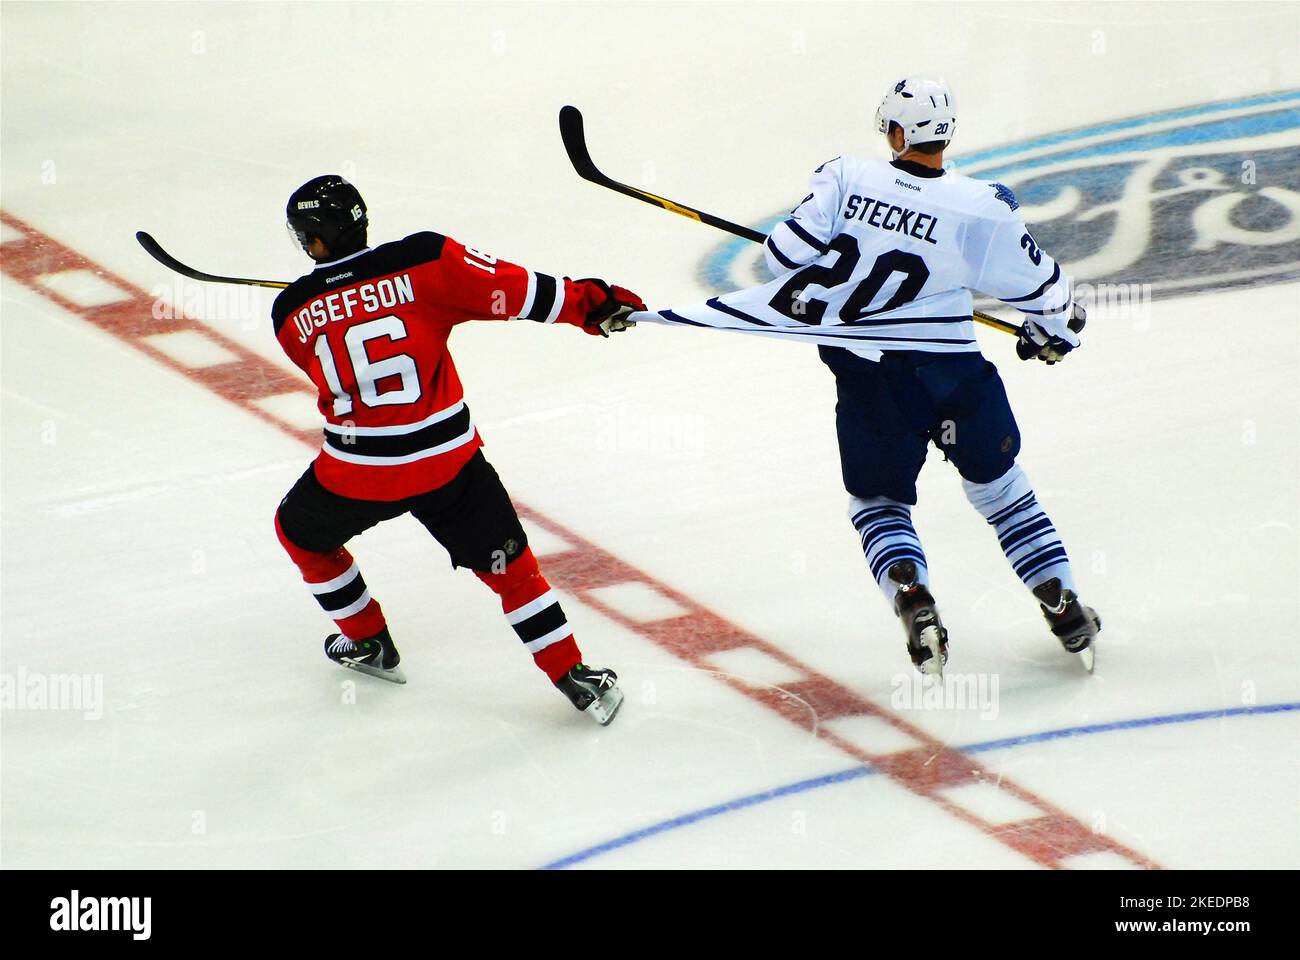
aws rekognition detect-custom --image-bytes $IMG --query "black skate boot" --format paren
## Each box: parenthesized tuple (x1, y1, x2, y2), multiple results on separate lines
(888, 560, 948, 677)
(324, 627, 406, 684)
(554, 663, 624, 726)
(1032, 578, 1100, 672)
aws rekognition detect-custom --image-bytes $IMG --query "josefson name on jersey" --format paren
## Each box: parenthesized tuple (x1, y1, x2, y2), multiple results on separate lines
(292, 274, 416, 344)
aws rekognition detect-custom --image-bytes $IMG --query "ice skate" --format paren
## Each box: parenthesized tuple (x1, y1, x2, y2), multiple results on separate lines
(554, 663, 624, 726)
(1032, 578, 1099, 673)
(324, 628, 406, 684)
(888, 560, 949, 677)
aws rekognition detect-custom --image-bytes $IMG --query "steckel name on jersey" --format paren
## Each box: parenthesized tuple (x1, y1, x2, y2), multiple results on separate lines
(636, 155, 1081, 360)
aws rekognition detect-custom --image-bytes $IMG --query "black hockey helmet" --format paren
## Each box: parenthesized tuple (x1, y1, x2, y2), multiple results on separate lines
(286, 175, 368, 259)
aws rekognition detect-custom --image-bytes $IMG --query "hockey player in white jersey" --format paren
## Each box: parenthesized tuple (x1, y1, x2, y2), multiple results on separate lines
(636, 77, 1099, 675)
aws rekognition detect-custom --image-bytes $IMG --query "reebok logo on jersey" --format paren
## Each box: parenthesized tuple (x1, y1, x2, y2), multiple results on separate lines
(895, 178, 922, 192)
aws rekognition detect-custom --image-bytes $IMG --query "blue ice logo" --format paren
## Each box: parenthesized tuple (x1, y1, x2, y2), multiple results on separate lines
(700, 91, 1300, 298)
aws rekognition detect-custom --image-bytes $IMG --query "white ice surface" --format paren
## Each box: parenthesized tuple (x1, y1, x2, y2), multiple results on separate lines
(2, 1, 1298, 868)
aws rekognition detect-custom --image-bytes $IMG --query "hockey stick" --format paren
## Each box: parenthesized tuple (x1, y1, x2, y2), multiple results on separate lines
(559, 105, 1021, 337)
(136, 231, 289, 289)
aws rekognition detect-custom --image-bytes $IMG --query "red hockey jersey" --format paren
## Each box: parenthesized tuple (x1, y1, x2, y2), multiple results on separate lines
(272, 232, 612, 501)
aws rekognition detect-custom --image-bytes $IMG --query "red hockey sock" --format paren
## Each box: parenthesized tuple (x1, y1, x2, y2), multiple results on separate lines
(475, 547, 581, 681)
(275, 514, 387, 640)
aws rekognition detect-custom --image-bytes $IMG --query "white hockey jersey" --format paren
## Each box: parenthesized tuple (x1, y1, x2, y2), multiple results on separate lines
(637, 155, 1079, 360)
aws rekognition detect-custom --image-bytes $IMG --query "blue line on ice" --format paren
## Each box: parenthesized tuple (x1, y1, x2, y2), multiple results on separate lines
(541, 701, 1299, 869)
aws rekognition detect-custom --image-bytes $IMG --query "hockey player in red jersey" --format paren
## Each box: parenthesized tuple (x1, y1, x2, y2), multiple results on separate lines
(272, 175, 642, 724)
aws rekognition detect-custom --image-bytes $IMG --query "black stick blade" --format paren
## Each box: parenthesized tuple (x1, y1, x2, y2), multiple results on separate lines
(557, 104, 767, 243)
(135, 231, 288, 289)
(136, 230, 188, 274)
(559, 105, 600, 182)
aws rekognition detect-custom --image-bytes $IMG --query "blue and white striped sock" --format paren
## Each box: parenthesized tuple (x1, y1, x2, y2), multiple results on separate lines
(848, 496, 929, 603)
(963, 465, 1075, 593)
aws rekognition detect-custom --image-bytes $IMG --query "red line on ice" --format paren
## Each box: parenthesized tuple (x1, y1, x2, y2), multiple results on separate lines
(0, 210, 1159, 870)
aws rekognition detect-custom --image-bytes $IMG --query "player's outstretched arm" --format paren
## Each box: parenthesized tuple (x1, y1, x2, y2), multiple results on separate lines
(432, 235, 645, 336)
(966, 191, 1083, 363)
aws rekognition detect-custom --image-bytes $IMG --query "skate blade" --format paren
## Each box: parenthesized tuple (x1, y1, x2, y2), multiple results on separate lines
(1073, 609, 1099, 673)
(914, 625, 946, 679)
(587, 685, 624, 726)
(340, 660, 407, 685)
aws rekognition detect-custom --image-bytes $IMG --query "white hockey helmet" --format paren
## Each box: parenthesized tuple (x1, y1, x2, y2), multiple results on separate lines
(874, 77, 957, 153)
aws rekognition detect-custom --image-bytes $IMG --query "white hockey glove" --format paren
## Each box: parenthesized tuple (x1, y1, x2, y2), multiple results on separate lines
(1016, 303, 1086, 364)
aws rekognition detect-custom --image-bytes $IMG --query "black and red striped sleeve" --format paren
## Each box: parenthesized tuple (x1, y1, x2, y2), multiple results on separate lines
(429, 236, 611, 329)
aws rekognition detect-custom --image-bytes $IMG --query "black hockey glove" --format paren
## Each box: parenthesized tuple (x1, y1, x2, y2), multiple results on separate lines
(1016, 303, 1086, 364)
(576, 278, 645, 337)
